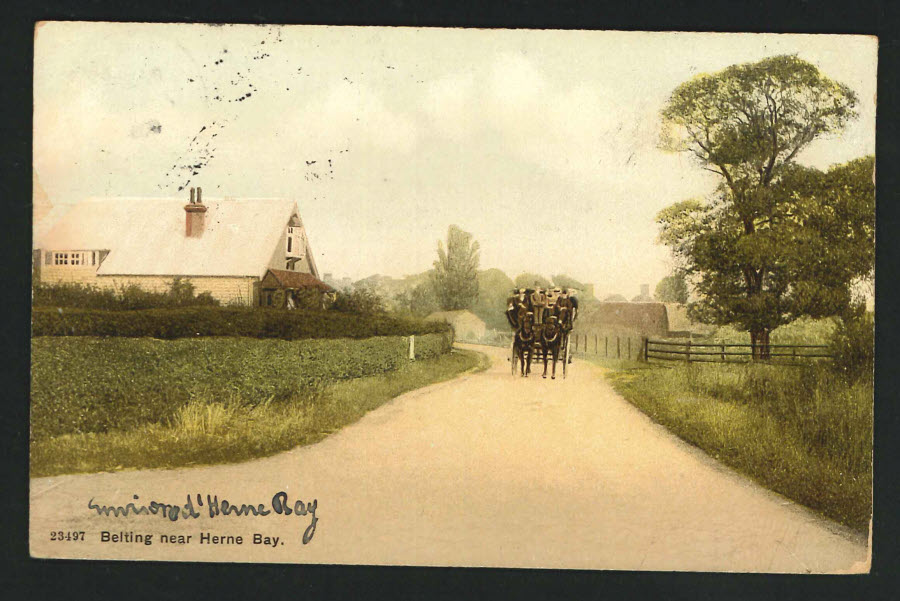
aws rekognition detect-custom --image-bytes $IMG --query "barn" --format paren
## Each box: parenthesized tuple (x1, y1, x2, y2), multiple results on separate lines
(34, 188, 324, 306)
(575, 301, 670, 337)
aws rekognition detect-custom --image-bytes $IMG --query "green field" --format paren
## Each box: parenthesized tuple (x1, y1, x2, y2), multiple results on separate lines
(605, 360, 872, 532)
(31, 333, 483, 476)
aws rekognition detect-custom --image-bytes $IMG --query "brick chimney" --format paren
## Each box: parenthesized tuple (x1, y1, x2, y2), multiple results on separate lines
(184, 186, 207, 237)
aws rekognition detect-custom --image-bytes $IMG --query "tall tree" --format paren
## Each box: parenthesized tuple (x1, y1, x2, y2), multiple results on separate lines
(659, 55, 860, 357)
(430, 225, 480, 310)
(658, 156, 874, 356)
(655, 273, 689, 304)
(473, 268, 516, 330)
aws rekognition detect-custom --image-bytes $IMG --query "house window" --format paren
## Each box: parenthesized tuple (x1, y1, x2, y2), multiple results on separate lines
(287, 237, 292, 252)
(52, 251, 91, 267)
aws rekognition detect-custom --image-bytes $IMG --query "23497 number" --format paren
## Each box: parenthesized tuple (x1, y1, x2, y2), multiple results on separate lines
(50, 531, 85, 542)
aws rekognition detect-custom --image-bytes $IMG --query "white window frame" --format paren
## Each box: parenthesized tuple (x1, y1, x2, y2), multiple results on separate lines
(52, 251, 92, 267)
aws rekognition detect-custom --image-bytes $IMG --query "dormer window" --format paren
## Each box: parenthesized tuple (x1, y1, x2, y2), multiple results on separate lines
(50, 251, 99, 267)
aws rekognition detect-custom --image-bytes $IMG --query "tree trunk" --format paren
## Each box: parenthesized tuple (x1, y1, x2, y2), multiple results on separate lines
(750, 328, 771, 360)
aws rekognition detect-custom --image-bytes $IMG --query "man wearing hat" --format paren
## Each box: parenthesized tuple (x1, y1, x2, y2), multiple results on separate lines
(506, 288, 529, 329)
(529, 286, 548, 325)
(554, 288, 576, 331)
(545, 286, 560, 314)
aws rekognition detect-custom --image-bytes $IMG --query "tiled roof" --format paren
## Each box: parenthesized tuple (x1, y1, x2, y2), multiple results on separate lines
(265, 269, 335, 292)
(38, 197, 304, 278)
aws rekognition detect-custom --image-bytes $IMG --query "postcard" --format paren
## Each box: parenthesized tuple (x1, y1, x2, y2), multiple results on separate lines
(30, 23, 875, 572)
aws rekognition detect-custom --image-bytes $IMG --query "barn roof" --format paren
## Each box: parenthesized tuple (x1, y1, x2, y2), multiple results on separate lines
(37, 197, 300, 278)
(577, 301, 669, 335)
(263, 269, 335, 292)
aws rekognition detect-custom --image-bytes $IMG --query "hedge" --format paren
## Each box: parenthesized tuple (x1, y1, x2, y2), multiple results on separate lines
(31, 332, 454, 439)
(32, 306, 451, 340)
(32, 280, 220, 311)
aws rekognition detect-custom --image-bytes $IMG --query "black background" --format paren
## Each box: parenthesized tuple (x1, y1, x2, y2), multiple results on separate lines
(1, 1, 898, 599)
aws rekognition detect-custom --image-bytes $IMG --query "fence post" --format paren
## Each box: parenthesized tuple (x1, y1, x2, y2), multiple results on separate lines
(409, 335, 415, 361)
(627, 337, 632, 360)
(721, 343, 725, 363)
(594, 333, 598, 354)
(686, 339, 692, 363)
(642, 337, 648, 362)
(617, 336, 621, 359)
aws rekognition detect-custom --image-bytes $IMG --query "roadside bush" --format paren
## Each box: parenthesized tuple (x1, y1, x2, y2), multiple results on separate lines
(330, 286, 385, 314)
(33, 279, 220, 311)
(829, 310, 875, 384)
(31, 332, 453, 439)
(32, 306, 451, 340)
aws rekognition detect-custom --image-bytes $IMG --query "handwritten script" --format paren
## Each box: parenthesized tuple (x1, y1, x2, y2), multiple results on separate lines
(88, 492, 318, 544)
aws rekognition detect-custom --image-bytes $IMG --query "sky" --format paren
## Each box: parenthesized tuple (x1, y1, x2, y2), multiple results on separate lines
(33, 24, 877, 298)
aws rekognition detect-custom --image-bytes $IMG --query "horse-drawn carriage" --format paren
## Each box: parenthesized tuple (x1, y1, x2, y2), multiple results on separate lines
(506, 289, 575, 379)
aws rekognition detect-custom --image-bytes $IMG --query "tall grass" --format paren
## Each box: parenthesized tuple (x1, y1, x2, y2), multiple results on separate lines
(607, 362, 872, 532)
(31, 349, 485, 477)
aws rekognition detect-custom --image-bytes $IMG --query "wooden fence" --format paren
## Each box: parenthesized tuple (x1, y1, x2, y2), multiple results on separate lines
(571, 331, 645, 361)
(643, 338, 833, 365)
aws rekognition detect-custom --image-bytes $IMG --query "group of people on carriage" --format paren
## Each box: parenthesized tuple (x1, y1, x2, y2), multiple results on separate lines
(505, 286, 578, 379)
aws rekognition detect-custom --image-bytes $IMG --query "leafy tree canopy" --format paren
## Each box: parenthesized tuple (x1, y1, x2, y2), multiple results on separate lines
(658, 55, 864, 355)
(659, 156, 874, 337)
(655, 273, 689, 304)
(661, 55, 858, 194)
(552, 274, 586, 291)
(430, 225, 480, 311)
(473, 268, 517, 330)
(514, 273, 551, 290)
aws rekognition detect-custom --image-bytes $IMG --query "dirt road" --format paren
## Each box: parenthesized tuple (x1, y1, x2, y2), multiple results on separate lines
(30, 344, 869, 572)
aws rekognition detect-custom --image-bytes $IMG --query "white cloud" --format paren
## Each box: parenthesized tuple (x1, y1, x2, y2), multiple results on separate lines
(33, 25, 876, 295)
(292, 80, 419, 154)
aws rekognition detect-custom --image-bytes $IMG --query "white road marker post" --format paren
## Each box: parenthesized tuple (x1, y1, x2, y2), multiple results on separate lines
(409, 335, 415, 361)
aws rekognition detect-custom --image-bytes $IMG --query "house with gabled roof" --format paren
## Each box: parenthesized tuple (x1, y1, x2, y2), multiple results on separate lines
(33, 187, 328, 306)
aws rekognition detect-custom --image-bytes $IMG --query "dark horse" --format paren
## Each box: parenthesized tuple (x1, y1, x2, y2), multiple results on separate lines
(513, 312, 536, 377)
(540, 316, 563, 379)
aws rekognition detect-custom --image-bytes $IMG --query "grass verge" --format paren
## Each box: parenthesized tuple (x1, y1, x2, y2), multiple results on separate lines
(604, 361, 872, 533)
(31, 348, 482, 477)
